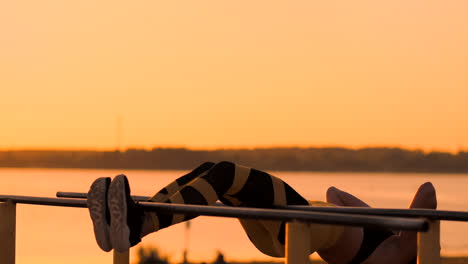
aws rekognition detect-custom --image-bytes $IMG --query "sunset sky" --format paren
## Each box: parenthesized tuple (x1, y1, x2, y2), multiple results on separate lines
(1, 1, 467, 152)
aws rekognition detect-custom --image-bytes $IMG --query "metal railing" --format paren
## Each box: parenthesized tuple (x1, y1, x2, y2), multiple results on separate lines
(1, 191, 466, 264)
(56, 192, 468, 221)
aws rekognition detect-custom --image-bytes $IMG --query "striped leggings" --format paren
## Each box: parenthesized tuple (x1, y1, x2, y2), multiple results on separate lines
(147, 161, 343, 257)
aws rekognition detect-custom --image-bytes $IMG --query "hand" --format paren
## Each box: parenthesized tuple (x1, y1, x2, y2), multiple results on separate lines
(363, 182, 437, 264)
(320, 182, 437, 264)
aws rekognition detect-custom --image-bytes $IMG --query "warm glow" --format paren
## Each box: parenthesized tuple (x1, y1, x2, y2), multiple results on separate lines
(1, 1, 467, 152)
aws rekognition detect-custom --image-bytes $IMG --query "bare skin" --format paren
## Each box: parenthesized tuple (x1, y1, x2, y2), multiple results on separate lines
(139, 181, 437, 264)
(318, 182, 437, 264)
(317, 186, 366, 264)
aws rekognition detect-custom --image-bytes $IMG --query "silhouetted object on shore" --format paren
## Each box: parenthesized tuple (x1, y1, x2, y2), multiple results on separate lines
(182, 221, 191, 264)
(137, 247, 169, 264)
(213, 251, 227, 264)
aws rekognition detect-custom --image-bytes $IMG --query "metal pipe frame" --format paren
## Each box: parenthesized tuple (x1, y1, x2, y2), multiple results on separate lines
(2, 191, 458, 264)
(0, 194, 428, 231)
(56, 191, 468, 221)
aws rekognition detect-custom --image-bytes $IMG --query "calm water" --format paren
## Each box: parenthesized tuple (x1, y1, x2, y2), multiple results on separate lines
(1, 168, 467, 264)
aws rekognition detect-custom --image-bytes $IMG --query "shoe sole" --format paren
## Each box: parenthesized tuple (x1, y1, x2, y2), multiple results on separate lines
(108, 174, 131, 252)
(87, 177, 112, 252)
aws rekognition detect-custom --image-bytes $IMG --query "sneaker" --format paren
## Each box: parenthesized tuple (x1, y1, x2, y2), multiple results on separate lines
(87, 177, 112, 252)
(108, 174, 144, 252)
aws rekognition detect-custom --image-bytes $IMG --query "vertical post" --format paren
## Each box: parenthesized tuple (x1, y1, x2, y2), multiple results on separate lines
(0, 201, 16, 264)
(113, 250, 130, 264)
(286, 221, 311, 264)
(417, 220, 441, 264)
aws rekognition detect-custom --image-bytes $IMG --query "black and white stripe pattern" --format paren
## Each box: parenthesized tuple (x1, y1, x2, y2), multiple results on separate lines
(146, 161, 312, 257)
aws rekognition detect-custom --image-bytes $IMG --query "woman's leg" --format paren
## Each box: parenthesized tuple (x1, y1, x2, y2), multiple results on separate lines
(140, 162, 216, 236)
(109, 161, 342, 255)
(142, 161, 310, 237)
(102, 163, 215, 252)
(148, 162, 215, 203)
(141, 161, 345, 258)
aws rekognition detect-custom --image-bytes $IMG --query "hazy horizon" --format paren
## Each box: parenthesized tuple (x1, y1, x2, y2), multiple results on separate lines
(1, 144, 467, 153)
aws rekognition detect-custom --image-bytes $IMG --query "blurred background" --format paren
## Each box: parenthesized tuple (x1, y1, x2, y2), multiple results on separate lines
(1, 1, 467, 263)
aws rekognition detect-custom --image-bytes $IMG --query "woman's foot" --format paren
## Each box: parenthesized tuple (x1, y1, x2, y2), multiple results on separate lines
(87, 177, 112, 252)
(107, 174, 145, 252)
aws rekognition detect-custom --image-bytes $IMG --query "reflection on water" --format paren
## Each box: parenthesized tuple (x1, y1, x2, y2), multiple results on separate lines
(1, 168, 468, 264)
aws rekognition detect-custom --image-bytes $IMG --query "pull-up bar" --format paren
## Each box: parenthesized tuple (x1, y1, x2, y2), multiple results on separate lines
(1, 192, 447, 264)
(0, 194, 427, 231)
(56, 191, 468, 221)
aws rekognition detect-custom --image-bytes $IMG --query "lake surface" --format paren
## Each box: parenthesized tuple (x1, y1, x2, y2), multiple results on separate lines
(1, 168, 467, 264)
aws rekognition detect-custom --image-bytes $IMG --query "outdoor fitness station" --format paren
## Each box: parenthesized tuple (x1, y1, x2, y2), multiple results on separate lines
(1, 192, 468, 264)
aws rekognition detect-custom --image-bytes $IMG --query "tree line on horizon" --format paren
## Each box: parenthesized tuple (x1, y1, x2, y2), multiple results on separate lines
(0, 147, 467, 173)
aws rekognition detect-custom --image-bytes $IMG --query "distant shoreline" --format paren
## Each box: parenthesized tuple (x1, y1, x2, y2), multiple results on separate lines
(2, 166, 468, 175)
(1, 147, 468, 173)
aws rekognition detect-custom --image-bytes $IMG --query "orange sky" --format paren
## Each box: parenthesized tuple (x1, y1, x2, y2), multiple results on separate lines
(1, 1, 467, 152)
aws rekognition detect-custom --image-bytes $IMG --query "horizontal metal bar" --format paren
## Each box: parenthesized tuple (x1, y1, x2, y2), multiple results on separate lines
(57, 191, 468, 222)
(284, 205, 468, 222)
(0, 195, 87, 208)
(1, 194, 427, 231)
(136, 201, 428, 231)
(57, 192, 149, 202)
